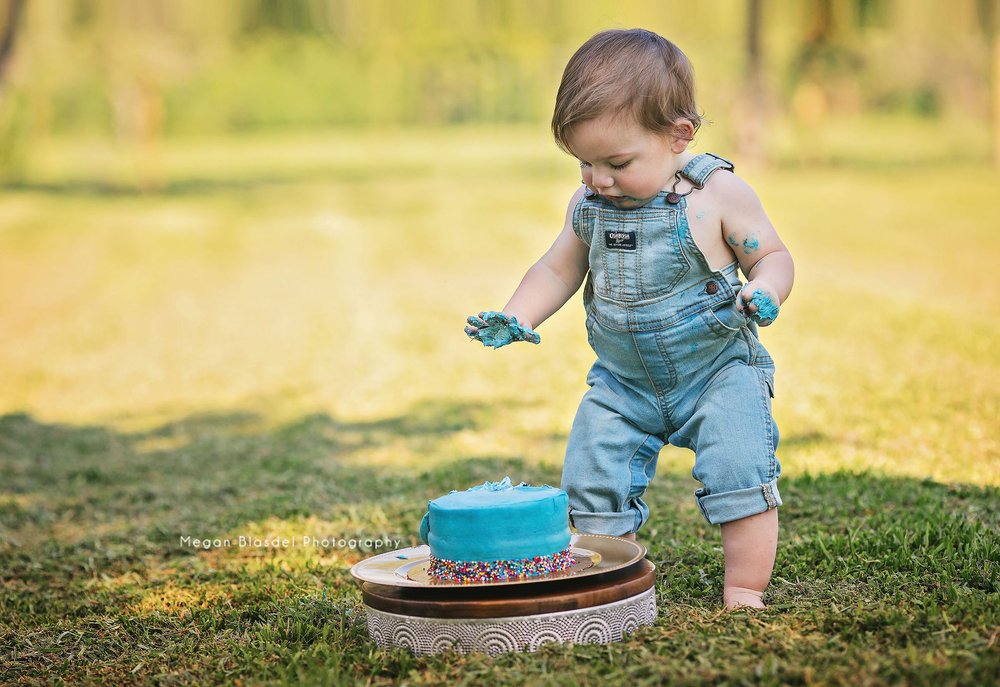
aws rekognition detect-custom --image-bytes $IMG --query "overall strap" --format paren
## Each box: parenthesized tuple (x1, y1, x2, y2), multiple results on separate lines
(679, 153, 735, 189)
(571, 189, 595, 245)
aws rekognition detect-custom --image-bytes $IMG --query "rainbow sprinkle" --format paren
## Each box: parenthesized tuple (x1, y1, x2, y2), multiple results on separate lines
(427, 547, 576, 583)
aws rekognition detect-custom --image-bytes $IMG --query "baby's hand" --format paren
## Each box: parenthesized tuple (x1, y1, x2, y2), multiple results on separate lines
(465, 311, 541, 349)
(737, 283, 780, 326)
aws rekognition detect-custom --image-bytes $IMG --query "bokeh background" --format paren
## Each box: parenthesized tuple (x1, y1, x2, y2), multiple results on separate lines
(1, 2, 998, 684)
(2, 0, 996, 169)
(1, 0, 996, 480)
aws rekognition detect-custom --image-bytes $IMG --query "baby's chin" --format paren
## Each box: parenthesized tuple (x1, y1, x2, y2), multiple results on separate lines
(603, 194, 657, 209)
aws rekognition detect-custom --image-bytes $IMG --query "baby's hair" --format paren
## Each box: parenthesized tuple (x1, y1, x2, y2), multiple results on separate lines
(551, 28, 702, 153)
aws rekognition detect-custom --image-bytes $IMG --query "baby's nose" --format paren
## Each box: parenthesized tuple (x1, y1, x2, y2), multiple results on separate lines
(593, 172, 613, 189)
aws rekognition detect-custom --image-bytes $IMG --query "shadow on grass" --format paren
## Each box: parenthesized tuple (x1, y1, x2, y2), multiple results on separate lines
(0, 403, 998, 686)
(0, 402, 564, 579)
(2, 402, 995, 597)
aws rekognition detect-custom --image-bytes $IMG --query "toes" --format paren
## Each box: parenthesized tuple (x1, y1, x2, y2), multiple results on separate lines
(723, 587, 766, 611)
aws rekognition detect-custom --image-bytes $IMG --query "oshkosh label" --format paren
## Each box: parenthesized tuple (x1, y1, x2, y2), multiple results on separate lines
(604, 230, 636, 250)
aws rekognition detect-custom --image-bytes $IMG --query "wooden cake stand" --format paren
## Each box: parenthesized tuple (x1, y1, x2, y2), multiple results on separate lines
(352, 536, 657, 655)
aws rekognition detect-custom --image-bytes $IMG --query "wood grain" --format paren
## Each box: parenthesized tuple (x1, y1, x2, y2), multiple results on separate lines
(361, 559, 655, 619)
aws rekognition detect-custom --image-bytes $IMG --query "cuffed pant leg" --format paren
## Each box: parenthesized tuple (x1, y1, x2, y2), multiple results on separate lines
(561, 364, 665, 536)
(670, 363, 781, 525)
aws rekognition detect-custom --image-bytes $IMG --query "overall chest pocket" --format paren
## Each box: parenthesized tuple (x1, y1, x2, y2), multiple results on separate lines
(590, 208, 691, 302)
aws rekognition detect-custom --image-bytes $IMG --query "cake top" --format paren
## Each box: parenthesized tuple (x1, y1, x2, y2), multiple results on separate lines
(429, 476, 562, 510)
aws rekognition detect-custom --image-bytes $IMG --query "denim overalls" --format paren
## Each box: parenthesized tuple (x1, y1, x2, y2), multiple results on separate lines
(561, 153, 781, 535)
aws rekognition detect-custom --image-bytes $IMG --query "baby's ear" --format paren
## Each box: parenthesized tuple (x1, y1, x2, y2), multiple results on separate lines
(669, 119, 696, 153)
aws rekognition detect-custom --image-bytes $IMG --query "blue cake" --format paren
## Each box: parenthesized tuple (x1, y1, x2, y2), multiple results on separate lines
(418, 477, 575, 582)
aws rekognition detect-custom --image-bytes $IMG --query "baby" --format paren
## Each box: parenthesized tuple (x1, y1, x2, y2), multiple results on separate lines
(466, 28, 794, 610)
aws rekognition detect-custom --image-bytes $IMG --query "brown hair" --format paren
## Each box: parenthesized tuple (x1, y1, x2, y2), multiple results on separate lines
(551, 29, 702, 153)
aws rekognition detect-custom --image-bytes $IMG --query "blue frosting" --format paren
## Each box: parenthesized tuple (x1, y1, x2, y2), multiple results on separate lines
(750, 290, 780, 324)
(419, 477, 571, 563)
(465, 311, 541, 349)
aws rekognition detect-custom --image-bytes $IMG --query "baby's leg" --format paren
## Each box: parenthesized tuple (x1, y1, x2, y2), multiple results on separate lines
(561, 361, 666, 538)
(667, 361, 782, 609)
(721, 508, 778, 609)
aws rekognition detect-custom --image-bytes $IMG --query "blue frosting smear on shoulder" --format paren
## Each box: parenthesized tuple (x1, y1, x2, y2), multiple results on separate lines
(422, 477, 571, 562)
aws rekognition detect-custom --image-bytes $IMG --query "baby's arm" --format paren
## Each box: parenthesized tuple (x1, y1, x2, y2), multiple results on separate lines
(501, 187, 591, 329)
(715, 174, 794, 325)
(467, 186, 590, 341)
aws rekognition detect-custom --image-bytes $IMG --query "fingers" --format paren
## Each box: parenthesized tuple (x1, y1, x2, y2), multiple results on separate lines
(736, 287, 752, 315)
(465, 311, 540, 347)
(738, 284, 777, 318)
(746, 289, 779, 325)
(482, 311, 510, 326)
(510, 321, 541, 345)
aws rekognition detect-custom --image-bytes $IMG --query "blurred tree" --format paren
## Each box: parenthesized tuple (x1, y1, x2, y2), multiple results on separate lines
(787, 0, 866, 163)
(0, 0, 26, 179)
(0, 0, 23, 87)
(979, 0, 1000, 166)
(0, 0, 994, 171)
(736, 0, 765, 165)
(104, 1, 167, 191)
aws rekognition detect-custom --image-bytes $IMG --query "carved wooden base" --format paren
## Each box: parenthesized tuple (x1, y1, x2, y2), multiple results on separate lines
(362, 559, 657, 655)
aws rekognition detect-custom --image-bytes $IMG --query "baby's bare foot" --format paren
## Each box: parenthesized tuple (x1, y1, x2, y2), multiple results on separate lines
(723, 586, 765, 610)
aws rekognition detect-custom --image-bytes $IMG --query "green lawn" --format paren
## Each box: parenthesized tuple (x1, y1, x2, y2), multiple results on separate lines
(1, 127, 998, 685)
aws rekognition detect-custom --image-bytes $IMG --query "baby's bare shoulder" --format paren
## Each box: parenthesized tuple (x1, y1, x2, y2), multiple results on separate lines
(704, 170, 762, 210)
(703, 170, 778, 253)
(685, 170, 759, 221)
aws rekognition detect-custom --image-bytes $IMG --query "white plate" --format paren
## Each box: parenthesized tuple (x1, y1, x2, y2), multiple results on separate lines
(349, 534, 646, 589)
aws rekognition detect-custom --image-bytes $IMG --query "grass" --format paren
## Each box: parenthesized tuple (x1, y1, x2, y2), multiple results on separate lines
(1, 124, 998, 685)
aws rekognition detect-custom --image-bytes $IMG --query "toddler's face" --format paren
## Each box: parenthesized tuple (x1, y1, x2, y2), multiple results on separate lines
(567, 114, 683, 209)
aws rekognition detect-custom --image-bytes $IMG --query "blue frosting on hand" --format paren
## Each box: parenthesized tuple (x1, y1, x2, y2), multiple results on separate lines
(750, 290, 780, 324)
(465, 311, 541, 349)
